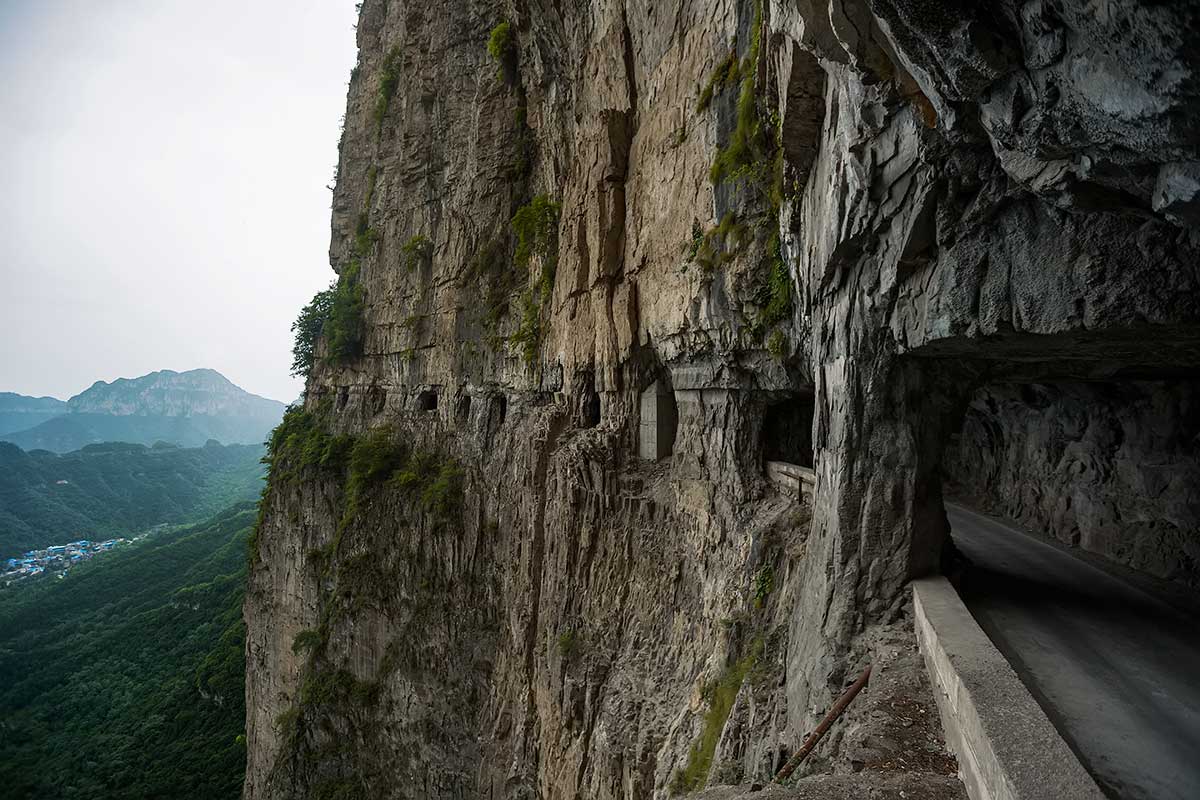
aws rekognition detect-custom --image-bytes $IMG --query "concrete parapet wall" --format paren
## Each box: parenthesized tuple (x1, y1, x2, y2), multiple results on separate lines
(911, 577, 1104, 800)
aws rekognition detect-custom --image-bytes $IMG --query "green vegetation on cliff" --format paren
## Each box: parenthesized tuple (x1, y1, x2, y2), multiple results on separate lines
(487, 21, 517, 83)
(509, 195, 561, 365)
(0, 440, 265, 556)
(373, 46, 403, 134)
(691, 0, 793, 341)
(253, 407, 467, 794)
(0, 504, 252, 799)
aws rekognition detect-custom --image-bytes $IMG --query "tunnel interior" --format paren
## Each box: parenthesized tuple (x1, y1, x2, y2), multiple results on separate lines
(761, 395, 815, 468)
(942, 377, 1200, 588)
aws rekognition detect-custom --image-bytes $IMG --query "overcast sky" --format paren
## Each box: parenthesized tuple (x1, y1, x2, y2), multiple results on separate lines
(0, 1, 359, 403)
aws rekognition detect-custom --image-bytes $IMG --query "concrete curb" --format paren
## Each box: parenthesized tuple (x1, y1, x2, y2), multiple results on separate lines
(911, 576, 1105, 800)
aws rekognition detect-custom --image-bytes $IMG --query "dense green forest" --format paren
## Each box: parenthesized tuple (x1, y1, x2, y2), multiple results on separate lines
(0, 440, 265, 555)
(0, 504, 252, 799)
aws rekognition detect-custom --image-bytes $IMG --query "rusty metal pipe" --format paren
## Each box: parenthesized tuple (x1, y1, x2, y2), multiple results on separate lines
(773, 663, 873, 783)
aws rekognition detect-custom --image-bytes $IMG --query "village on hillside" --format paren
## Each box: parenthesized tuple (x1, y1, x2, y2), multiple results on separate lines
(3, 536, 142, 586)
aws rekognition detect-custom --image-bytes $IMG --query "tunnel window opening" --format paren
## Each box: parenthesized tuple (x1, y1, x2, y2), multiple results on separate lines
(485, 394, 508, 441)
(417, 390, 438, 412)
(456, 395, 471, 425)
(638, 380, 677, 461)
(581, 388, 601, 429)
(761, 395, 814, 468)
(367, 385, 387, 415)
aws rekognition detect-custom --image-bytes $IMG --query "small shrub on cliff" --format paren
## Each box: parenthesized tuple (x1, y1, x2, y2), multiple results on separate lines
(373, 46, 403, 134)
(354, 214, 380, 256)
(487, 21, 518, 83)
(400, 234, 432, 272)
(753, 564, 774, 608)
(420, 460, 463, 519)
(348, 426, 408, 486)
(767, 329, 787, 360)
(299, 667, 376, 707)
(275, 707, 300, 739)
(557, 629, 578, 661)
(291, 629, 324, 656)
(512, 194, 561, 275)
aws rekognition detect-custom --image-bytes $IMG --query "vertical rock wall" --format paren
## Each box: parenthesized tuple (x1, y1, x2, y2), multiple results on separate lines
(245, 0, 1200, 797)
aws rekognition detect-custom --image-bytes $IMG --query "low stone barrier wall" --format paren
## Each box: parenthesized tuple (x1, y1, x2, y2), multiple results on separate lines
(911, 577, 1103, 800)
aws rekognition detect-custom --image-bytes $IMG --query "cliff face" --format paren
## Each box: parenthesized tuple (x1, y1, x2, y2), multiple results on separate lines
(244, 0, 1200, 798)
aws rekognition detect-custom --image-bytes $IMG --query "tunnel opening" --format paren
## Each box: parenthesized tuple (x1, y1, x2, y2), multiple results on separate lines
(417, 390, 438, 412)
(935, 368, 1200, 800)
(942, 377, 1200, 588)
(761, 395, 815, 468)
(456, 394, 471, 426)
(485, 393, 508, 442)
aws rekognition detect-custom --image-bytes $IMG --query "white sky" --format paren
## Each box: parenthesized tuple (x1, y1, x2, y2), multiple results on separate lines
(0, 1, 360, 403)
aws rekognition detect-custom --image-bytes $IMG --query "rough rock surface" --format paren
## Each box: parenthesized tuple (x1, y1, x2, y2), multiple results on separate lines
(945, 382, 1200, 586)
(244, 0, 1200, 797)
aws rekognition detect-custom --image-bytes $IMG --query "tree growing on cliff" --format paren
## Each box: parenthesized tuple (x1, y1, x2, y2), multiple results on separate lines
(291, 286, 335, 377)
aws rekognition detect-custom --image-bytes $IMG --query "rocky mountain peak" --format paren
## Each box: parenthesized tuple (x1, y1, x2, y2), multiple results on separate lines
(67, 368, 283, 418)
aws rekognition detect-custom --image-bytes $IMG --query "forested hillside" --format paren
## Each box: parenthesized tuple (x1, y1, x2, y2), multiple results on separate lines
(0, 504, 252, 799)
(0, 440, 265, 555)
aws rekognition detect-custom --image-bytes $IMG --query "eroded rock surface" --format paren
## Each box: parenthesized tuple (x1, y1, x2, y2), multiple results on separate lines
(245, 0, 1200, 797)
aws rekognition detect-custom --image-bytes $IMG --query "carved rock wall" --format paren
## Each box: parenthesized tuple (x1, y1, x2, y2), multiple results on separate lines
(245, 0, 1200, 797)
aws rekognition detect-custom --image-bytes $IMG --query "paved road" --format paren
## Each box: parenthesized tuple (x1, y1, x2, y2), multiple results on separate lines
(947, 504, 1200, 800)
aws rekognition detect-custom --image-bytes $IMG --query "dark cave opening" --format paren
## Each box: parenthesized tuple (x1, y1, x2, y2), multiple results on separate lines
(456, 394, 471, 425)
(417, 390, 438, 412)
(761, 395, 815, 468)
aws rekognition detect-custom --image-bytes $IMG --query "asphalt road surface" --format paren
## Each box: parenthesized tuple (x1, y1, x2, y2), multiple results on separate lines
(947, 504, 1200, 800)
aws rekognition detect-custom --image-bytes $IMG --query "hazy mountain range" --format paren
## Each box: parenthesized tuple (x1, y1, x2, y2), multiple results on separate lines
(0, 369, 286, 453)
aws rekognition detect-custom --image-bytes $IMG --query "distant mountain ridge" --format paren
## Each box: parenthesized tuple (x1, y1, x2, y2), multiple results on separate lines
(0, 369, 286, 453)
(0, 393, 68, 436)
(68, 369, 282, 419)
